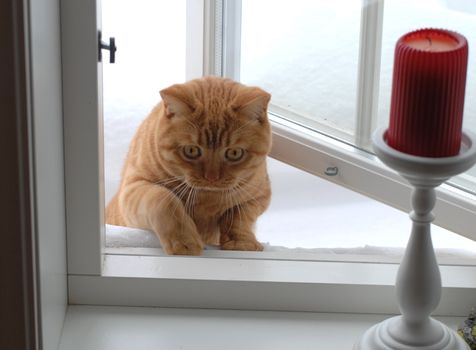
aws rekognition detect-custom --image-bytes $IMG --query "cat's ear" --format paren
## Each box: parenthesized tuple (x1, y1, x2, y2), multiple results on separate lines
(232, 87, 271, 122)
(160, 85, 194, 118)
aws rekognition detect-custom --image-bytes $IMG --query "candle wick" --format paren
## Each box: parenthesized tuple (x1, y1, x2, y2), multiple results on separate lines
(426, 36, 432, 47)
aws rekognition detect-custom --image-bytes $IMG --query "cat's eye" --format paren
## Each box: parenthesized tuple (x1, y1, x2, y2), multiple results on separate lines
(182, 145, 202, 160)
(225, 148, 244, 162)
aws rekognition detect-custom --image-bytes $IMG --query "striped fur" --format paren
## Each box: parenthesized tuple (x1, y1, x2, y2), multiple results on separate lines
(106, 77, 272, 255)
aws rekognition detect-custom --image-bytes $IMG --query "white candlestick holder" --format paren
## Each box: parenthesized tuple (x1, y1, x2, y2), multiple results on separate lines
(354, 127, 476, 350)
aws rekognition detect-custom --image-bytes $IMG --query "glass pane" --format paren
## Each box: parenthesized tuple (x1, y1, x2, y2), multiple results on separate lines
(102, 0, 186, 203)
(240, 0, 362, 143)
(377, 0, 476, 193)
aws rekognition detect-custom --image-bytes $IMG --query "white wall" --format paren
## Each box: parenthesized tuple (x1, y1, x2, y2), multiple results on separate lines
(30, 0, 68, 348)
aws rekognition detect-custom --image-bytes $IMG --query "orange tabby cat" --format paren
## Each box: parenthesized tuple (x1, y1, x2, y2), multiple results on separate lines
(106, 77, 272, 255)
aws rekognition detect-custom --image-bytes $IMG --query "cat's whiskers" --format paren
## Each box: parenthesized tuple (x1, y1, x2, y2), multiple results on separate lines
(224, 189, 235, 235)
(235, 198, 244, 232)
(189, 186, 196, 220)
(160, 181, 188, 221)
(234, 184, 261, 208)
(153, 176, 185, 190)
(177, 183, 195, 239)
(234, 176, 264, 191)
(189, 183, 231, 192)
(171, 182, 190, 218)
(180, 184, 191, 239)
(234, 177, 269, 211)
(227, 187, 244, 233)
(156, 180, 182, 205)
(219, 189, 226, 230)
(164, 181, 188, 221)
(155, 175, 184, 184)
(217, 188, 229, 234)
(185, 184, 194, 214)
(179, 183, 201, 229)
(187, 185, 198, 222)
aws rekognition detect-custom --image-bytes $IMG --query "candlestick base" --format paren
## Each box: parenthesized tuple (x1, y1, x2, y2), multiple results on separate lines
(354, 316, 469, 349)
(373, 128, 476, 187)
(353, 127, 476, 350)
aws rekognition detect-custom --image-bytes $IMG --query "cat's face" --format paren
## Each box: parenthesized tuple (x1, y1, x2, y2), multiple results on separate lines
(157, 77, 271, 190)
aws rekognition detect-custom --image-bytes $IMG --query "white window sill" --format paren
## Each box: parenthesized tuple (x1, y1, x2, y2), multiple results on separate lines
(68, 253, 476, 316)
(59, 305, 465, 350)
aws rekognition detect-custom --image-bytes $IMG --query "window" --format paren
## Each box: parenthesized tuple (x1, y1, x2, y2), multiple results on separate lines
(62, 0, 476, 314)
(101, 0, 476, 257)
(233, 0, 476, 244)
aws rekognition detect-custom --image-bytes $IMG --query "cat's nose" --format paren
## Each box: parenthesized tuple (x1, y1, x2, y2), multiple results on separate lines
(204, 170, 220, 182)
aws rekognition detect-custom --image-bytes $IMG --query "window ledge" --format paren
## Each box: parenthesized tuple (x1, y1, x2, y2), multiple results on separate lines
(59, 305, 465, 350)
(68, 254, 476, 316)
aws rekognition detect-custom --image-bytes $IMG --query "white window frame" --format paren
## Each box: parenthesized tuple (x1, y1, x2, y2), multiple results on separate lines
(61, 0, 476, 315)
(62, 0, 104, 276)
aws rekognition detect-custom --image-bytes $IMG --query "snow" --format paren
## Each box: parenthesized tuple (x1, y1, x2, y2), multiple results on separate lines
(105, 224, 476, 261)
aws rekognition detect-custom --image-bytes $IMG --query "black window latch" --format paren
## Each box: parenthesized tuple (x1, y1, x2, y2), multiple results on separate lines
(98, 31, 116, 63)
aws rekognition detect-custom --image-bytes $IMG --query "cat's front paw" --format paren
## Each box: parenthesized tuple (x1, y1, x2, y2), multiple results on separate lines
(164, 235, 204, 256)
(221, 238, 263, 252)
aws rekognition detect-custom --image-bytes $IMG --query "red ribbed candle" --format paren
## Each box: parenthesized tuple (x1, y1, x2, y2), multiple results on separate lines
(387, 28, 468, 157)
